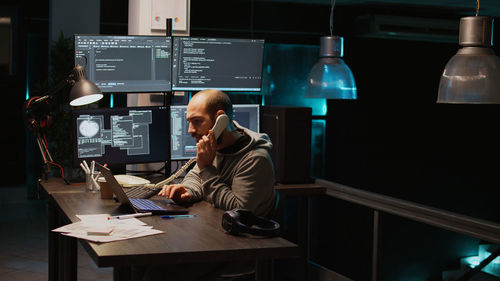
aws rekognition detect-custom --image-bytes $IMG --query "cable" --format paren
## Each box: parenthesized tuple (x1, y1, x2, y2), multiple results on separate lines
(144, 158, 196, 189)
(126, 164, 166, 176)
(330, 0, 336, 36)
(46, 160, 64, 179)
(26, 96, 41, 110)
(172, 160, 181, 174)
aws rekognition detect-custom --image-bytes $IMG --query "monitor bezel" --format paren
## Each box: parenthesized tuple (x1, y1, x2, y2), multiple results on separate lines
(171, 36, 265, 92)
(73, 34, 173, 94)
(71, 106, 171, 167)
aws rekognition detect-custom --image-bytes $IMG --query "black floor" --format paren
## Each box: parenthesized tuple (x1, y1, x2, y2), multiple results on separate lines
(0, 184, 112, 281)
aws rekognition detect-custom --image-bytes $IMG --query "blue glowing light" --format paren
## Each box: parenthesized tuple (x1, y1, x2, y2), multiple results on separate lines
(464, 256, 481, 268)
(110, 94, 114, 108)
(25, 81, 30, 100)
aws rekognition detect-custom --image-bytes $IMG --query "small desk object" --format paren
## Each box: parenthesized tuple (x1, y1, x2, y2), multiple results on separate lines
(40, 178, 299, 281)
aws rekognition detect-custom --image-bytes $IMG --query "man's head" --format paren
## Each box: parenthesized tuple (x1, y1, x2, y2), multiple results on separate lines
(186, 89, 233, 142)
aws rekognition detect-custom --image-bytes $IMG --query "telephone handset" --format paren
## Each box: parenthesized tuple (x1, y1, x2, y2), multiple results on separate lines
(211, 114, 229, 140)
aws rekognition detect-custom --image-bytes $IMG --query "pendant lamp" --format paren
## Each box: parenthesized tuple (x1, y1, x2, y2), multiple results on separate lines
(305, 0, 357, 99)
(437, 2, 500, 104)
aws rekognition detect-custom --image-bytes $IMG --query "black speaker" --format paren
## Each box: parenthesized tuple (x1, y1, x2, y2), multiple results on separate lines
(222, 209, 280, 237)
(261, 106, 312, 184)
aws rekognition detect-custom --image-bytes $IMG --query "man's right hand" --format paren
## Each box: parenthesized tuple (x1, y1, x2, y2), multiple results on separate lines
(158, 184, 191, 203)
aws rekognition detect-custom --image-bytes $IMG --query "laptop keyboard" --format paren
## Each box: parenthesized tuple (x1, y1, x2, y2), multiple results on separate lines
(124, 186, 162, 199)
(130, 198, 164, 210)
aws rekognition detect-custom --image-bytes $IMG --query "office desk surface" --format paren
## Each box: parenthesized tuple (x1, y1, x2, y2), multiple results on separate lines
(39, 178, 86, 194)
(51, 192, 299, 268)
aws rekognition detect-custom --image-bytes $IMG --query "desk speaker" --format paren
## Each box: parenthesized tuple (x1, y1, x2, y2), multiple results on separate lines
(261, 106, 312, 184)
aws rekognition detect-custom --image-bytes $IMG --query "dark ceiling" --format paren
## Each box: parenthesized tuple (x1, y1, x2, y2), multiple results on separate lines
(265, 0, 500, 17)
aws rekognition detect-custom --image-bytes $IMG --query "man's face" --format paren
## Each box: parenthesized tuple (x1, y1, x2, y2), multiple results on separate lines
(186, 98, 214, 142)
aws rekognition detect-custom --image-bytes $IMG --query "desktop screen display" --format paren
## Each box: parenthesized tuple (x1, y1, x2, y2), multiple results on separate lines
(172, 37, 265, 92)
(72, 106, 170, 166)
(170, 104, 260, 160)
(74, 35, 172, 93)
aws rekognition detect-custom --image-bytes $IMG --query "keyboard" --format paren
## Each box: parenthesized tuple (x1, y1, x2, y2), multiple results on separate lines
(124, 185, 162, 199)
(129, 198, 164, 210)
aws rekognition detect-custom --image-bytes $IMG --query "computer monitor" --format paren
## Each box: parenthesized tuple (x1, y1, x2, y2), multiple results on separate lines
(74, 35, 172, 93)
(170, 104, 260, 160)
(72, 106, 170, 166)
(171, 37, 265, 92)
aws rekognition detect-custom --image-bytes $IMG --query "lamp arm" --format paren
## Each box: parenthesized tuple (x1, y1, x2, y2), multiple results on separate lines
(30, 77, 71, 106)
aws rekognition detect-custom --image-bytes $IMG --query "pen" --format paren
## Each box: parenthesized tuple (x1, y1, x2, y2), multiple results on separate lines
(80, 163, 89, 174)
(108, 212, 153, 220)
(161, 214, 196, 219)
(83, 160, 90, 173)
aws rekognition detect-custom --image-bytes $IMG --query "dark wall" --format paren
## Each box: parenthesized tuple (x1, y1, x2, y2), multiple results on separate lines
(325, 20, 500, 223)
(1, 0, 48, 187)
(319, 12, 500, 281)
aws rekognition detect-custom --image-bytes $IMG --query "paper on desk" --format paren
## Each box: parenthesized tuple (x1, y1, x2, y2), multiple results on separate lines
(76, 214, 148, 225)
(63, 228, 164, 243)
(52, 216, 146, 233)
(52, 213, 164, 243)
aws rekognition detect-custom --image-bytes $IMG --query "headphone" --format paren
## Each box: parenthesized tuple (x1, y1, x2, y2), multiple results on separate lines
(221, 209, 280, 237)
(25, 96, 55, 134)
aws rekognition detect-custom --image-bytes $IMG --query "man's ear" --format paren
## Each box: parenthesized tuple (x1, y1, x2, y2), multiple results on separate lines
(215, 109, 226, 118)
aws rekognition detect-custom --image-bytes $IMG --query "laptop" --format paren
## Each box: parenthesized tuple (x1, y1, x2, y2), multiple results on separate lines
(96, 162, 189, 215)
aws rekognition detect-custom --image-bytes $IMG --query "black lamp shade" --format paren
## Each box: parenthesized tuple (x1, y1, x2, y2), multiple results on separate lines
(68, 65, 103, 106)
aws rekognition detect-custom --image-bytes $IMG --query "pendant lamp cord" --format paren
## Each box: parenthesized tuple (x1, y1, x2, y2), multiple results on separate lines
(330, 0, 336, 36)
(475, 0, 480, 16)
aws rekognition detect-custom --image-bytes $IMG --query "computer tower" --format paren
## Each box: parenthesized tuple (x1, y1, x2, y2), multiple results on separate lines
(261, 106, 312, 184)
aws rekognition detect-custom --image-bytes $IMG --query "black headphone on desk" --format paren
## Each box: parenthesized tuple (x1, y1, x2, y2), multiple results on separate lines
(222, 209, 280, 237)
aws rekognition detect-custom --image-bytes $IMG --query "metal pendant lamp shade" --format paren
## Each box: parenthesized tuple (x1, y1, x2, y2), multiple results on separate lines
(438, 16, 500, 104)
(306, 36, 357, 99)
(69, 65, 103, 106)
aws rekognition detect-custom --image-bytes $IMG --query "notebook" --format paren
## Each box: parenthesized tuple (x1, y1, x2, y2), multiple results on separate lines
(96, 162, 189, 215)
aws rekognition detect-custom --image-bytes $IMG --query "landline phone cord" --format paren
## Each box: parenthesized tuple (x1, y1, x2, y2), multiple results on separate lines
(143, 158, 196, 189)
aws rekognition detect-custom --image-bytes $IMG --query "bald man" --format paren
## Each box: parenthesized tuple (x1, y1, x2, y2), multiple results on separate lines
(159, 89, 276, 217)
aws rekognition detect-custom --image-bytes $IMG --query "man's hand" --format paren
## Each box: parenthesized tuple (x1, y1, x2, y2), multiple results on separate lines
(196, 129, 217, 170)
(158, 184, 191, 203)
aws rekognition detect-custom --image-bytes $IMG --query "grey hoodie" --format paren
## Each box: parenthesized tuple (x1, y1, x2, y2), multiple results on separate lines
(182, 123, 276, 217)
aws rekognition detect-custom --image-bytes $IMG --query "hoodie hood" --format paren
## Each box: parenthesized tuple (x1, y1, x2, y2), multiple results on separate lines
(217, 121, 273, 157)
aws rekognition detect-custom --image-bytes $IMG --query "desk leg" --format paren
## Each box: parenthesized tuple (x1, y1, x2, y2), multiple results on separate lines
(255, 260, 273, 281)
(59, 233, 77, 281)
(114, 266, 132, 281)
(297, 196, 309, 281)
(48, 197, 59, 281)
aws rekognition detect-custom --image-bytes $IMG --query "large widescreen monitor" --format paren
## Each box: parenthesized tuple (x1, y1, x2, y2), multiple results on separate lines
(74, 35, 172, 93)
(72, 106, 170, 166)
(170, 104, 260, 160)
(171, 37, 265, 92)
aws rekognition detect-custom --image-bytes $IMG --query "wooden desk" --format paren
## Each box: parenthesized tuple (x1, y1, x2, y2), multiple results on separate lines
(274, 183, 326, 281)
(41, 178, 299, 281)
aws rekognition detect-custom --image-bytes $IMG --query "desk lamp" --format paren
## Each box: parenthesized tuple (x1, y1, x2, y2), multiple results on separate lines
(437, 0, 500, 104)
(305, 0, 357, 100)
(25, 57, 103, 180)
